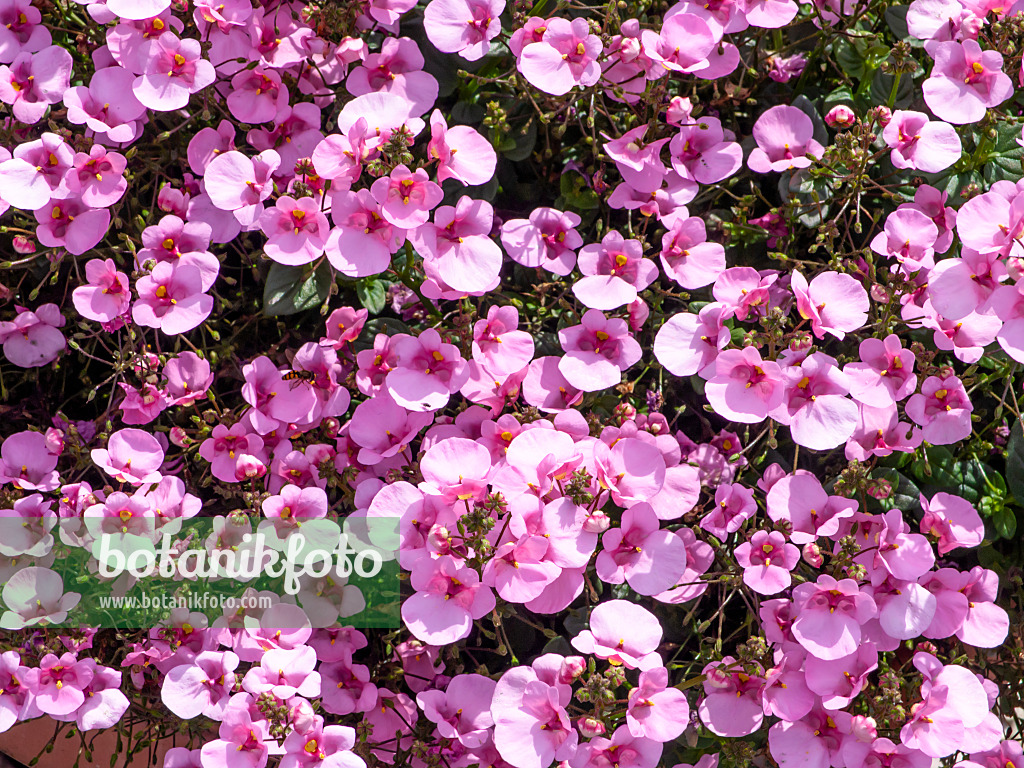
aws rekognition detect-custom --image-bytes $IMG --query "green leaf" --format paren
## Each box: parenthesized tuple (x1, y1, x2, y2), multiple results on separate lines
(835, 39, 866, 81)
(1008, 419, 1024, 504)
(884, 5, 910, 39)
(263, 261, 333, 317)
(983, 119, 1024, 185)
(559, 170, 600, 211)
(356, 278, 387, 315)
(876, 469, 921, 513)
(500, 116, 538, 162)
(992, 504, 1017, 539)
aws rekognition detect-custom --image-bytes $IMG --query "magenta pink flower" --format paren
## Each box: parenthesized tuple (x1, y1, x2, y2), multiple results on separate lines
(791, 575, 877, 660)
(281, 716, 362, 768)
(653, 305, 731, 377)
(770, 352, 859, 450)
(492, 676, 577, 768)
(62, 65, 146, 143)
(227, 66, 287, 125)
(90, 428, 164, 485)
(500, 207, 582, 276)
(259, 196, 329, 266)
(34, 198, 110, 256)
(558, 310, 642, 392)
(844, 334, 917, 407)
(403, 555, 495, 644)
(869, 208, 938, 273)
(574, 230, 657, 310)
(199, 423, 266, 483)
(163, 351, 214, 406)
(427, 109, 497, 186)
(424, 0, 505, 61)
(596, 502, 687, 595)
(571, 600, 662, 670)
(734, 530, 799, 594)
(483, 535, 561, 602)
(905, 373, 973, 444)
(370, 164, 443, 228)
(243, 646, 320, 700)
(791, 270, 869, 340)
(640, 12, 717, 75)
(766, 472, 857, 544)
(347, 37, 438, 116)
(697, 657, 764, 737)
(72, 259, 130, 324)
(669, 116, 743, 184)
(704, 346, 786, 423)
(883, 110, 962, 172)
(922, 39, 1013, 124)
(133, 261, 213, 335)
(0, 45, 72, 124)
(63, 145, 128, 208)
(132, 33, 214, 111)
(0, 303, 66, 368)
(699, 483, 756, 539)
(385, 329, 469, 411)
(414, 196, 502, 293)
(748, 105, 825, 173)
(0, 1, 50, 62)
(900, 657, 996, 757)
(472, 305, 535, 376)
(625, 666, 690, 742)
(203, 149, 281, 223)
(200, 693, 271, 768)
(15, 652, 93, 716)
(325, 188, 405, 277)
(920, 491, 983, 555)
(161, 650, 239, 719)
(659, 216, 727, 289)
(518, 18, 602, 96)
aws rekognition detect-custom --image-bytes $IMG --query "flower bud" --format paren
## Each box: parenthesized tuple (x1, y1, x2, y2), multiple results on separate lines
(803, 543, 824, 568)
(234, 454, 267, 481)
(825, 105, 856, 128)
(871, 106, 893, 127)
(322, 417, 341, 438)
(870, 284, 890, 303)
(850, 715, 877, 742)
(45, 428, 65, 455)
(427, 525, 452, 555)
(576, 717, 606, 738)
(290, 698, 316, 734)
(558, 656, 587, 684)
(582, 511, 611, 534)
(169, 426, 190, 448)
(12, 235, 35, 254)
(1007, 255, 1024, 281)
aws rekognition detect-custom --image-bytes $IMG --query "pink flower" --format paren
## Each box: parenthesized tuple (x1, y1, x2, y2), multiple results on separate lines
(280, 716, 363, 768)
(922, 40, 1013, 124)
(844, 334, 917, 407)
(766, 472, 857, 544)
(472, 305, 535, 376)
(574, 230, 658, 310)
(571, 600, 663, 670)
(641, 12, 717, 75)
(770, 352, 859, 450)
(414, 196, 502, 293)
(500, 207, 582, 275)
(161, 650, 239, 719)
(325, 188, 405, 277)
(0, 45, 72, 124)
(163, 351, 214, 406)
(417, 673, 495, 747)
(200, 693, 271, 768)
(697, 657, 764, 737)
(920, 491, 983, 554)
(199, 423, 266, 483)
(0, 1, 50, 63)
(132, 33, 215, 111)
(700, 483, 756, 539)
(133, 261, 213, 335)
(370, 164, 443, 228)
(72, 259, 130, 323)
(63, 145, 128, 208)
(424, 0, 505, 61)
(791, 575, 877, 660)
(0, 303, 66, 368)
(734, 530, 799, 594)
(227, 66, 287, 125)
(659, 216, 727, 290)
(203, 149, 281, 223)
(557, 310, 642, 392)
(747, 105, 825, 173)
(669, 116, 743, 184)
(483, 535, 561, 602)
(15, 652, 93, 716)
(243, 646, 321, 700)
(492, 675, 577, 768)
(596, 503, 687, 595)
(905, 373, 973, 445)
(403, 555, 495, 644)
(704, 346, 786, 423)
(346, 37, 438, 116)
(653, 305, 731, 377)
(883, 110, 962, 172)
(870, 208, 938, 273)
(259, 196, 329, 266)
(626, 666, 690, 742)
(0, 430, 59, 490)
(900, 657, 995, 757)
(518, 18, 602, 96)
(91, 428, 164, 485)
(1, 567, 79, 628)
(790, 270, 869, 340)
(34, 198, 110, 256)
(427, 109, 498, 185)
(386, 329, 469, 411)
(62, 66, 146, 143)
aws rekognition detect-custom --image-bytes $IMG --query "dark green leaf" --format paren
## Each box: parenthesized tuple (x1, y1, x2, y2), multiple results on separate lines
(263, 262, 332, 317)
(1008, 419, 1024, 504)
(356, 278, 387, 315)
(992, 504, 1017, 538)
(983, 119, 1024, 185)
(877, 470, 921, 513)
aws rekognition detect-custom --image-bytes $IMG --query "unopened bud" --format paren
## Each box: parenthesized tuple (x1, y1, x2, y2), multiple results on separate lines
(802, 543, 824, 568)
(582, 511, 611, 534)
(558, 656, 587, 684)
(576, 717, 606, 738)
